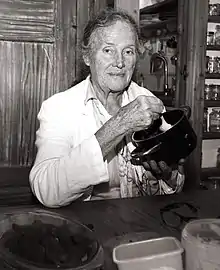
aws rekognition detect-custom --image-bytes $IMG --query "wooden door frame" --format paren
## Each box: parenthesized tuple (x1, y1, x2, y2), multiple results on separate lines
(179, 0, 208, 189)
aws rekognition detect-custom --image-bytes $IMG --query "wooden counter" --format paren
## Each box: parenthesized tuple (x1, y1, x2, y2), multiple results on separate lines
(0, 189, 219, 269)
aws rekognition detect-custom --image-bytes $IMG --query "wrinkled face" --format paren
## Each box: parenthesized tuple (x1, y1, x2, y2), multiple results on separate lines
(84, 21, 137, 95)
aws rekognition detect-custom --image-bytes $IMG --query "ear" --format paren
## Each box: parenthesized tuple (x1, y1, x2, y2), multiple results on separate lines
(82, 53, 90, 67)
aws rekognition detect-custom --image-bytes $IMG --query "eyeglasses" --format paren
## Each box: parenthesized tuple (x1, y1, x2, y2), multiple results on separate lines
(160, 202, 199, 230)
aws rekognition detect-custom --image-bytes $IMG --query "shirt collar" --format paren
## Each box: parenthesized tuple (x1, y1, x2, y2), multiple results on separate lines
(84, 75, 98, 105)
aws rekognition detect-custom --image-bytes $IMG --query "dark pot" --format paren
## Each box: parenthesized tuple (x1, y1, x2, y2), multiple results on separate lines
(131, 107, 197, 166)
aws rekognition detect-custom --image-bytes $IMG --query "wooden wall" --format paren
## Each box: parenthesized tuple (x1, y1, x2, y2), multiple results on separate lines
(0, 0, 77, 167)
(0, 0, 109, 168)
(182, 0, 208, 188)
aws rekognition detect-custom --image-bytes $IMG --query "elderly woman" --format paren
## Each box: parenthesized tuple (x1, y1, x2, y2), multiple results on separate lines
(29, 8, 185, 208)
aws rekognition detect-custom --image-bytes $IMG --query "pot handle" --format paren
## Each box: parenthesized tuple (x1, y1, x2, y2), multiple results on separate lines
(165, 105, 191, 119)
(180, 105, 191, 119)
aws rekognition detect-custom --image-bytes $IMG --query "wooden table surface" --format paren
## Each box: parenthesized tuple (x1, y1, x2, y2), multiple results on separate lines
(0, 189, 219, 269)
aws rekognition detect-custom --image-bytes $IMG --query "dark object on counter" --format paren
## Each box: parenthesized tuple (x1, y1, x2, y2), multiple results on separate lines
(0, 210, 104, 270)
(160, 202, 199, 230)
(131, 106, 197, 166)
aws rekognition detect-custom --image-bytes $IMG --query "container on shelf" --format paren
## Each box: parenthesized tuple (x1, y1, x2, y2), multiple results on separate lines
(206, 56, 210, 73)
(207, 31, 215, 45)
(209, 4, 219, 15)
(204, 84, 213, 100)
(203, 107, 208, 132)
(209, 108, 220, 132)
(207, 56, 220, 73)
(216, 147, 220, 168)
(215, 57, 220, 73)
(215, 25, 220, 45)
(212, 85, 220, 100)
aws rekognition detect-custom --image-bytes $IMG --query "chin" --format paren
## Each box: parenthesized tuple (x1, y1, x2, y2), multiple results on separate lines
(109, 79, 130, 91)
(109, 84, 128, 92)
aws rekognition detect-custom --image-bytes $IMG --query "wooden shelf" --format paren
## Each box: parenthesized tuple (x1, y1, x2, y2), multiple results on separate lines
(203, 132, 220, 139)
(206, 45, 220, 51)
(208, 15, 220, 23)
(204, 100, 220, 107)
(140, 18, 177, 39)
(140, 0, 177, 15)
(205, 73, 220, 79)
(201, 167, 220, 179)
(140, 18, 176, 29)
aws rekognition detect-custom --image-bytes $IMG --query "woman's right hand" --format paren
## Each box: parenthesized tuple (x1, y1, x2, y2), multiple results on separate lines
(118, 95, 164, 134)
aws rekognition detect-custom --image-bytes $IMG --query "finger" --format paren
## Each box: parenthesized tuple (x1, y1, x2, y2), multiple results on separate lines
(152, 112, 161, 120)
(142, 161, 151, 170)
(140, 95, 162, 105)
(138, 96, 164, 114)
(158, 161, 172, 174)
(149, 160, 162, 176)
(150, 103, 164, 114)
(158, 161, 172, 180)
(178, 159, 185, 175)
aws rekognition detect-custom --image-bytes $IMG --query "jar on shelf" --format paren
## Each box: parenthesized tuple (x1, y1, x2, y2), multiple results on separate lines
(215, 25, 220, 45)
(216, 147, 220, 168)
(207, 31, 215, 45)
(212, 85, 220, 100)
(209, 108, 220, 132)
(214, 57, 220, 73)
(209, 4, 218, 15)
(203, 107, 208, 132)
(204, 84, 213, 100)
(206, 56, 210, 73)
(207, 56, 216, 73)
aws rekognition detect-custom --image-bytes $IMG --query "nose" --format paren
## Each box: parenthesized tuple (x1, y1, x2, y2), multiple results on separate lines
(113, 51, 125, 69)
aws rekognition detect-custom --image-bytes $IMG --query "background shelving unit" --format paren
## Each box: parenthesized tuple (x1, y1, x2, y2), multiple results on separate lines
(139, 0, 178, 105)
(202, 11, 220, 180)
(140, 0, 177, 39)
(203, 132, 220, 139)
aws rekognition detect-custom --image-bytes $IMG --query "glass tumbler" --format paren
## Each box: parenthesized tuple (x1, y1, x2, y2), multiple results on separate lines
(182, 219, 220, 270)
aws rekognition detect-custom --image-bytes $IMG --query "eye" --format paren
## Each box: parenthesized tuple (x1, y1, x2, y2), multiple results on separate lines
(124, 48, 135, 56)
(103, 47, 114, 54)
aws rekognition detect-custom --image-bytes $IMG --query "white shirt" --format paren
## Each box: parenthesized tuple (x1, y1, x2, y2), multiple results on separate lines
(29, 77, 184, 207)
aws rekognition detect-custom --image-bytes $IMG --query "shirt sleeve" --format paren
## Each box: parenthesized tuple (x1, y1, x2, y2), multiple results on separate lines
(29, 100, 108, 208)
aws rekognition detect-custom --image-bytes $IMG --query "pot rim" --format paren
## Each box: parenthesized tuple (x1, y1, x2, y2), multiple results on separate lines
(131, 109, 185, 144)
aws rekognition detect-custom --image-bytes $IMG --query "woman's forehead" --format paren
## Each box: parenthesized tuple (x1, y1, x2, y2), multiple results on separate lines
(92, 21, 136, 46)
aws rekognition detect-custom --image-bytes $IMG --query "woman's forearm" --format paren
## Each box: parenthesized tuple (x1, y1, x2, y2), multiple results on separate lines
(30, 135, 108, 207)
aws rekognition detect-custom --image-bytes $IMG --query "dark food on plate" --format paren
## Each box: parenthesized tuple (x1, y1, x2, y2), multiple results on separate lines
(1, 220, 97, 268)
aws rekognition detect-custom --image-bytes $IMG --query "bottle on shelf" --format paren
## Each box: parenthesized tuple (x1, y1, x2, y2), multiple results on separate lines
(203, 107, 208, 132)
(215, 25, 220, 45)
(216, 147, 220, 168)
(209, 108, 220, 132)
(209, 3, 219, 15)
(212, 85, 220, 100)
(204, 84, 213, 100)
(207, 31, 215, 45)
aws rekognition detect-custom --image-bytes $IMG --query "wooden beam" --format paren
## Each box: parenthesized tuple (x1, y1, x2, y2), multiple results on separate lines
(183, 0, 208, 189)
(54, 0, 77, 91)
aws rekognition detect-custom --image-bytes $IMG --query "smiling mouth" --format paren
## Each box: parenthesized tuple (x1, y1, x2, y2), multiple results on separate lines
(108, 73, 125, 77)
